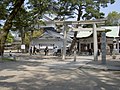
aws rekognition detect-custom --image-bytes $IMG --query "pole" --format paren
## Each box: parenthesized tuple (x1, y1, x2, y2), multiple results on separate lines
(74, 44, 77, 62)
(93, 23, 98, 61)
(62, 23, 67, 60)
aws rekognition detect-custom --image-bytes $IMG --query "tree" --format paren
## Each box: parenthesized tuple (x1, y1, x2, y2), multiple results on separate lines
(50, 0, 115, 51)
(52, 0, 75, 20)
(68, 0, 115, 51)
(0, 0, 116, 56)
(106, 11, 120, 26)
(0, 0, 9, 20)
(0, 0, 51, 55)
(12, 6, 34, 45)
(0, 0, 25, 56)
(6, 32, 14, 43)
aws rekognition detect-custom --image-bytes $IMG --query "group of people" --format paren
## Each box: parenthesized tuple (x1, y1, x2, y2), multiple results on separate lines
(88, 48, 93, 55)
(29, 46, 49, 56)
(53, 46, 61, 56)
(88, 48, 100, 56)
(29, 46, 100, 56)
(29, 46, 38, 55)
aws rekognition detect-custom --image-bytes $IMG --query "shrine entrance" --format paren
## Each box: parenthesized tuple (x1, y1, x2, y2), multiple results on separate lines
(54, 19, 107, 64)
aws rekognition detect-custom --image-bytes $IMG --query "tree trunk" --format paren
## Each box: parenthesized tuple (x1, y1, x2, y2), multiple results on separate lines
(69, 31, 77, 51)
(69, 7, 82, 51)
(21, 27, 25, 44)
(0, 0, 24, 56)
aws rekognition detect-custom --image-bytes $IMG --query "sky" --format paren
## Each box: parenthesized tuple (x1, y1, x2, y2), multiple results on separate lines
(100, 0, 120, 16)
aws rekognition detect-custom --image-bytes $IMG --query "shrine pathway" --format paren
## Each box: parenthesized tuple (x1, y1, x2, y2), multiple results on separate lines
(0, 54, 120, 90)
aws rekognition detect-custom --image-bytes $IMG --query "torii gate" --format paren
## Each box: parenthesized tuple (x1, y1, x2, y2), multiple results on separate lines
(54, 19, 107, 63)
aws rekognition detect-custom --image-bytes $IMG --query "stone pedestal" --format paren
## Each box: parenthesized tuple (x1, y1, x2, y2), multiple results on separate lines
(101, 32, 106, 64)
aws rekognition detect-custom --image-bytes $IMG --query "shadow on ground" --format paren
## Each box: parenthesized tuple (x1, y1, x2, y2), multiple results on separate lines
(0, 55, 120, 90)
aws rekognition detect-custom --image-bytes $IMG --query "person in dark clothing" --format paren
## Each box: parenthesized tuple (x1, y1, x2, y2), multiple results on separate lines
(33, 46, 36, 55)
(30, 47, 32, 55)
(98, 49, 100, 56)
(53, 47, 57, 56)
(9, 51, 12, 56)
(44, 46, 49, 55)
(66, 47, 71, 56)
(88, 48, 92, 55)
(36, 49, 39, 53)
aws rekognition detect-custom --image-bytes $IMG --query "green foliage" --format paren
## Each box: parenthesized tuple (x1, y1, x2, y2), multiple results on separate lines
(0, 28, 14, 43)
(28, 0, 53, 16)
(24, 32, 31, 46)
(0, 57, 16, 61)
(33, 30, 43, 38)
(24, 29, 43, 46)
(52, 0, 75, 20)
(0, 0, 116, 54)
(52, 0, 115, 21)
(0, 0, 25, 56)
(0, 0, 17, 20)
(6, 32, 14, 43)
(80, 0, 115, 20)
(106, 11, 120, 26)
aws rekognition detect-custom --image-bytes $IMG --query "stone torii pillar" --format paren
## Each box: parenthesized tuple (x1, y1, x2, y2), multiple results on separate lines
(62, 23, 67, 60)
(93, 23, 98, 61)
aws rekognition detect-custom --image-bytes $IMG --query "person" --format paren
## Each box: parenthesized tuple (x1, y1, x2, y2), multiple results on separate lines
(9, 51, 12, 56)
(33, 46, 36, 55)
(36, 49, 39, 53)
(88, 48, 92, 55)
(30, 47, 32, 55)
(53, 46, 57, 56)
(44, 46, 49, 55)
(85, 46, 88, 55)
(66, 47, 70, 56)
(98, 49, 100, 56)
(57, 48, 61, 56)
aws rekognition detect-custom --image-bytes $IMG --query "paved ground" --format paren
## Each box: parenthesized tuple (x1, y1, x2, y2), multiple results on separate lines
(0, 53, 120, 90)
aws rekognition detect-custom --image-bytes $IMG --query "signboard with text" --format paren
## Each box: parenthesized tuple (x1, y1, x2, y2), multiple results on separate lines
(21, 45, 25, 49)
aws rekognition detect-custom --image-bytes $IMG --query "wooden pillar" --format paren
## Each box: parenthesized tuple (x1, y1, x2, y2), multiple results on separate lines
(93, 23, 98, 61)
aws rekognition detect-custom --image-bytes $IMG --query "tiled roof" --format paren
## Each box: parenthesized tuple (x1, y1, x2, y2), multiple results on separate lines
(75, 26, 119, 38)
(101, 26, 119, 37)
